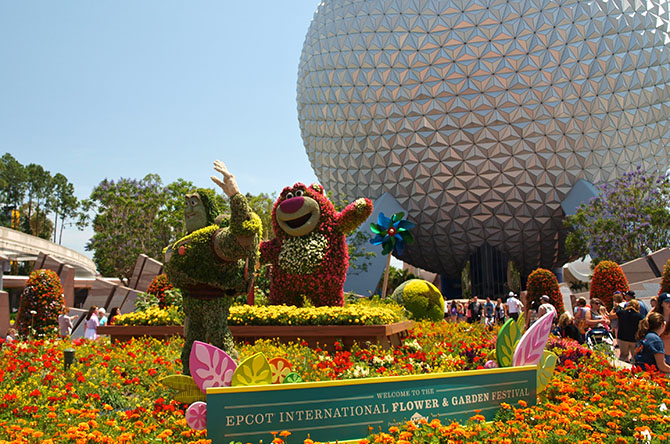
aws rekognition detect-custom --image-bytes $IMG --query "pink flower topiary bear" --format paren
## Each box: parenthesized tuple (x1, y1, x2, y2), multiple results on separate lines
(260, 183, 373, 307)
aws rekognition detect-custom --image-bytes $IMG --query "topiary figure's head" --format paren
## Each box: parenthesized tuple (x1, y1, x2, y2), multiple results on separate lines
(271, 183, 336, 238)
(391, 279, 444, 322)
(184, 188, 221, 233)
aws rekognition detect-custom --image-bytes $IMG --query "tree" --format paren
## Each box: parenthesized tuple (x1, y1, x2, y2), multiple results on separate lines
(0, 153, 26, 211)
(378, 266, 418, 295)
(83, 174, 231, 280)
(565, 167, 670, 264)
(48, 173, 79, 244)
(24, 163, 52, 237)
(20, 203, 53, 240)
(246, 192, 275, 241)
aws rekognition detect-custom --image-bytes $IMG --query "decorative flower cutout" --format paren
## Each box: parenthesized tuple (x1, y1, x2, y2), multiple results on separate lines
(186, 401, 207, 430)
(370, 212, 415, 255)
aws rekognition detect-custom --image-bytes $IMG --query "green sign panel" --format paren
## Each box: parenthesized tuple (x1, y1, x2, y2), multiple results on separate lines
(207, 365, 537, 443)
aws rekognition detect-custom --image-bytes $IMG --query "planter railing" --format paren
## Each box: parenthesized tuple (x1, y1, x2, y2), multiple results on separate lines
(97, 321, 414, 350)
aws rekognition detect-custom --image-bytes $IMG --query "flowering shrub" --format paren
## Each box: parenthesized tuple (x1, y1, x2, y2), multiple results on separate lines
(229, 303, 403, 326)
(659, 258, 670, 296)
(113, 306, 184, 326)
(147, 273, 176, 308)
(15, 269, 64, 337)
(590, 260, 629, 309)
(110, 298, 405, 327)
(526, 268, 564, 313)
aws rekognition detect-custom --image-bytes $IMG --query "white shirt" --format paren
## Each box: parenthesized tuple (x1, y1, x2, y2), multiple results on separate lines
(538, 302, 556, 318)
(507, 297, 523, 314)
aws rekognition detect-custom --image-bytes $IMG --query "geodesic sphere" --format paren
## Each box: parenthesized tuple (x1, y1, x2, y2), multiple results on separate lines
(297, 0, 670, 277)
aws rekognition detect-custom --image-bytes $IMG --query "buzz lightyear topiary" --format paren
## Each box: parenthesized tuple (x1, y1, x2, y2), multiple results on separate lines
(164, 160, 262, 375)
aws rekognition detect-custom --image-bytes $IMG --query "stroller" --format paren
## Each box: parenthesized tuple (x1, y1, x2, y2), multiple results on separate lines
(585, 327, 615, 352)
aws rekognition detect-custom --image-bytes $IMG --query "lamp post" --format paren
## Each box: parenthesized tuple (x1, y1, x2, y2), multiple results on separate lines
(63, 348, 75, 370)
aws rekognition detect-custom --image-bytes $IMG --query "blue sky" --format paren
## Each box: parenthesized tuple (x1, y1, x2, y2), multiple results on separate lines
(0, 1, 322, 255)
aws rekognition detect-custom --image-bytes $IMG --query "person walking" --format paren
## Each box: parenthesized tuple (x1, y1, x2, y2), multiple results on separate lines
(537, 295, 557, 319)
(585, 298, 610, 330)
(58, 307, 78, 338)
(84, 306, 99, 340)
(506, 292, 523, 321)
(625, 290, 648, 317)
(495, 298, 506, 325)
(634, 312, 670, 373)
(574, 297, 589, 334)
(616, 299, 643, 362)
(484, 297, 495, 326)
(97, 308, 108, 326)
(609, 292, 625, 344)
(468, 296, 482, 323)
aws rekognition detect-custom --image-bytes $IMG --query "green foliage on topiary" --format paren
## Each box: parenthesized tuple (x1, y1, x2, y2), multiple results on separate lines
(15, 269, 64, 337)
(590, 260, 628, 309)
(391, 279, 444, 321)
(526, 268, 564, 313)
(659, 259, 670, 296)
(164, 225, 249, 295)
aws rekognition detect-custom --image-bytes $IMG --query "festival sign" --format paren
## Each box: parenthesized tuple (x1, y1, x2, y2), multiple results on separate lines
(206, 365, 537, 443)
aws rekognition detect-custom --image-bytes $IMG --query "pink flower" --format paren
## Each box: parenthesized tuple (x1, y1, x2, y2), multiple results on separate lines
(186, 401, 207, 430)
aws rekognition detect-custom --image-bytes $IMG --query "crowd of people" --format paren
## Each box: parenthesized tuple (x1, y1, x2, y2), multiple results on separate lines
(449, 289, 670, 374)
(444, 292, 524, 325)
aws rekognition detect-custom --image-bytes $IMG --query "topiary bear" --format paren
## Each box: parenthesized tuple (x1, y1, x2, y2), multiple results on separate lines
(260, 183, 373, 307)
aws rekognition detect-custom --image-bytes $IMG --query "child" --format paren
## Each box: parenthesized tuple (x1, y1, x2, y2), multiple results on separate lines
(5, 328, 17, 344)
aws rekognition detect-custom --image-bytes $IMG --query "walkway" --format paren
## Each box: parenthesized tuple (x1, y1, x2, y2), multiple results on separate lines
(0, 227, 96, 278)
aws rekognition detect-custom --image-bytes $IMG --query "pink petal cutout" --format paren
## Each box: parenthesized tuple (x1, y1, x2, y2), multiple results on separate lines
(512, 311, 555, 367)
(190, 341, 237, 393)
(186, 401, 207, 430)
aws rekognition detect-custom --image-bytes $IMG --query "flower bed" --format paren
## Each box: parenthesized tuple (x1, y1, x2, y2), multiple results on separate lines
(1, 322, 669, 443)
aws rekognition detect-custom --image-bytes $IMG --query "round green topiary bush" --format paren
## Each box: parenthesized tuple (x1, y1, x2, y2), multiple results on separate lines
(526, 268, 564, 313)
(16, 269, 65, 337)
(391, 279, 444, 321)
(590, 260, 629, 310)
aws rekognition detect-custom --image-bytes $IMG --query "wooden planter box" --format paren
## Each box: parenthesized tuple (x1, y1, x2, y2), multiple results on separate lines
(97, 321, 414, 350)
(97, 325, 183, 343)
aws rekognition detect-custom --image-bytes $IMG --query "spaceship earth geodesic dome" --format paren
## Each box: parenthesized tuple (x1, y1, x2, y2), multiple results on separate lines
(297, 0, 670, 278)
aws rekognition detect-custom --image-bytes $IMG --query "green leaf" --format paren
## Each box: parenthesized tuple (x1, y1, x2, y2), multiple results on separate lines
(381, 239, 394, 255)
(283, 372, 304, 383)
(370, 223, 384, 234)
(496, 318, 521, 367)
(537, 350, 558, 393)
(159, 374, 206, 403)
(517, 312, 526, 333)
(231, 353, 272, 386)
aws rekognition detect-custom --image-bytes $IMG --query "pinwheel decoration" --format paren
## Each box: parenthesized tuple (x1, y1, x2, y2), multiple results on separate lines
(370, 212, 415, 296)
